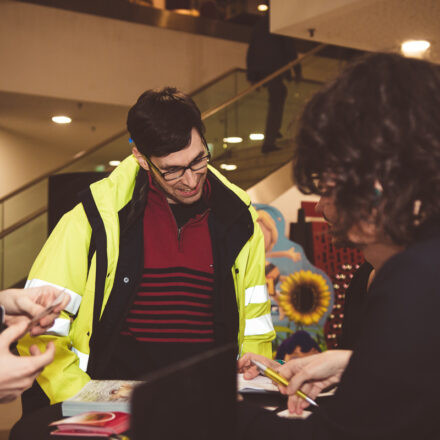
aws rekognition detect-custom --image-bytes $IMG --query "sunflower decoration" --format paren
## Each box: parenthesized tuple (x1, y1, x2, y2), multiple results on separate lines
(279, 270, 331, 327)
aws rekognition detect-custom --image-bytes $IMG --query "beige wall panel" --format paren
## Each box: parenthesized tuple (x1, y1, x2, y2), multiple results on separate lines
(0, 1, 247, 106)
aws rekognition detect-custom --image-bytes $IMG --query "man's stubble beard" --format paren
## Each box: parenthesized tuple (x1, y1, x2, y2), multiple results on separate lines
(149, 171, 205, 205)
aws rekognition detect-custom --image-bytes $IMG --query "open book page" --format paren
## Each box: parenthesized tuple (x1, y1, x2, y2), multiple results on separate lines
(66, 380, 141, 403)
(237, 373, 278, 393)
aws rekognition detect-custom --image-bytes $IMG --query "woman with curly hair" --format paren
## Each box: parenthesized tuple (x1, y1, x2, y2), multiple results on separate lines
(238, 52, 440, 439)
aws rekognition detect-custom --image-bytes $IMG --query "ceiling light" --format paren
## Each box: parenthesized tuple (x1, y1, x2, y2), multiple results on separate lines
(257, 4, 268, 12)
(52, 115, 72, 124)
(401, 40, 430, 58)
(220, 163, 238, 171)
(249, 133, 264, 141)
(223, 136, 243, 143)
(109, 160, 121, 167)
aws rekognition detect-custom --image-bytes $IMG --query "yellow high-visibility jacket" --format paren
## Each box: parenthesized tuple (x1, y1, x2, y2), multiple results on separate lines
(18, 155, 275, 404)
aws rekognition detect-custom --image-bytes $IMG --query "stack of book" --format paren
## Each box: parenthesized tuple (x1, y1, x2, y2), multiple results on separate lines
(50, 411, 130, 437)
(61, 380, 143, 417)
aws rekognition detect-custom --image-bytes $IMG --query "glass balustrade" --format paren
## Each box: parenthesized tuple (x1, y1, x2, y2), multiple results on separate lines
(205, 52, 341, 189)
(0, 49, 348, 288)
(192, 69, 248, 113)
(2, 213, 47, 288)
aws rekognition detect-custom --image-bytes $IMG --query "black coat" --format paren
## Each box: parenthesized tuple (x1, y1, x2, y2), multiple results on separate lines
(238, 225, 440, 439)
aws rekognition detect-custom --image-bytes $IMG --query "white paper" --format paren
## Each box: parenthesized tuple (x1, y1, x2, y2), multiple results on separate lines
(276, 409, 312, 419)
(237, 373, 278, 393)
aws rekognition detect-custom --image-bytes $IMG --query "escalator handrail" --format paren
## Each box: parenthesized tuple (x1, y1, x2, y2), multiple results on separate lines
(0, 206, 47, 240)
(0, 130, 127, 204)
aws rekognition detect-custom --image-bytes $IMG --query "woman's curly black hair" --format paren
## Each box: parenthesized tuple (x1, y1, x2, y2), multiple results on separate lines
(293, 52, 440, 246)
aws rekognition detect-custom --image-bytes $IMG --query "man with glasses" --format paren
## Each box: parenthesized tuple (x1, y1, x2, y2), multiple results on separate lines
(18, 87, 274, 411)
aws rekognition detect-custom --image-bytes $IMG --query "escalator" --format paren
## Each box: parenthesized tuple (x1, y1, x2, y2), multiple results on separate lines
(0, 44, 349, 289)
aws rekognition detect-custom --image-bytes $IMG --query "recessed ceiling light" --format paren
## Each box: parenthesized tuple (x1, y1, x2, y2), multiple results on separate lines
(249, 133, 264, 141)
(52, 115, 72, 124)
(257, 4, 268, 12)
(401, 40, 430, 58)
(223, 136, 243, 143)
(109, 160, 121, 167)
(220, 163, 238, 171)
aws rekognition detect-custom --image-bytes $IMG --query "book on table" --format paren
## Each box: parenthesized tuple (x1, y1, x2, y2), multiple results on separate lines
(50, 411, 130, 437)
(61, 380, 143, 417)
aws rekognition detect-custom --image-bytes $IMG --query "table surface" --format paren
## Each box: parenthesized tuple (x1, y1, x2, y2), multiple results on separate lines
(9, 392, 332, 439)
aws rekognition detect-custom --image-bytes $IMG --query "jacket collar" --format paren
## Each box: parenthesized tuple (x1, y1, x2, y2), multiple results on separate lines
(86, 155, 254, 233)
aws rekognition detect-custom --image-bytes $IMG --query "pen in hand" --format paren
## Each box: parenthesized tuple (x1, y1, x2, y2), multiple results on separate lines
(251, 359, 318, 407)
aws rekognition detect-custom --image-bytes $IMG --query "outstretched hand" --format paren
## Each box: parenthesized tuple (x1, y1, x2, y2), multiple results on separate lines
(278, 350, 353, 414)
(0, 286, 70, 336)
(0, 320, 55, 403)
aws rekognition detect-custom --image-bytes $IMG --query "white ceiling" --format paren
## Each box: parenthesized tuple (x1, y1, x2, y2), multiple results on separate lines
(271, 0, 440, 63)
(0, 90, 128, 155)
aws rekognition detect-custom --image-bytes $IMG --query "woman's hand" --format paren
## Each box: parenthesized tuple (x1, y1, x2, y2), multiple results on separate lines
(278, 350, 353, 414)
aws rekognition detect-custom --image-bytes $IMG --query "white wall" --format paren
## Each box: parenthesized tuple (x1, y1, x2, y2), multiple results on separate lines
(0, 127, 68, 199)
(270, 0, 368, 37)
(248, 161, 320, 236)
(0, 1, 248, 106)
(269, 185, 319, 236)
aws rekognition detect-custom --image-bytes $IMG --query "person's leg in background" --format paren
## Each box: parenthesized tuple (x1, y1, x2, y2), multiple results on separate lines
(262, 76, 287, 154)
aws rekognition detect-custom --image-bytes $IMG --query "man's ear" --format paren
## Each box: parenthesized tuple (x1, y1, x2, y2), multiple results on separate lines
(132, 146, 149, 171)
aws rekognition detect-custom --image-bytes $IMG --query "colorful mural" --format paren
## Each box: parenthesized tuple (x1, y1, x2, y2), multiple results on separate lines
(255, 204, 334, 357)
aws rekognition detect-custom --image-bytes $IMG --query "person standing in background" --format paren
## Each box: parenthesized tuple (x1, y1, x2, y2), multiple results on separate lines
(246, 10, 302, 154)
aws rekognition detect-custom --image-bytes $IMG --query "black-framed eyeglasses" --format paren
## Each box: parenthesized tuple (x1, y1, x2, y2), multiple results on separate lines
(146, 149, 211, 182)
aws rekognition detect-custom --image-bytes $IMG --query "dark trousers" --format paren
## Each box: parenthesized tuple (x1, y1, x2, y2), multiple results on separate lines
(263, 76, 287, 148)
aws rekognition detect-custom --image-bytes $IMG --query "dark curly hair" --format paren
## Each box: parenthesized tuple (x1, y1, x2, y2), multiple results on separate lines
(293, 53, 440, 246)
(127, 87, 205, 157)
